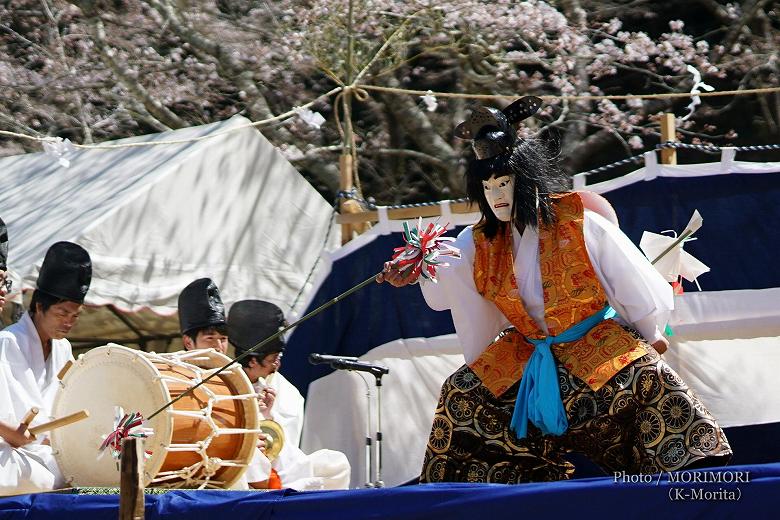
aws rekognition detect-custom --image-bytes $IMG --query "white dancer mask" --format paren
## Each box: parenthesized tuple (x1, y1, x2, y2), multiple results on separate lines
(482, 175, 514, 222)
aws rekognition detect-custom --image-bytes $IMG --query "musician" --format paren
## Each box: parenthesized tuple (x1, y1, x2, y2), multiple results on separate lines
(175, 278, 274, 489)
(229, 300, 351, 490)
(0, 241, 92, 495)
(177, 277, 229, 354)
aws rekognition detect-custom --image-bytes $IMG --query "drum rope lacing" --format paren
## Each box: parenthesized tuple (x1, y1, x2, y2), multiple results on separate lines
(142, 350, 265, 489)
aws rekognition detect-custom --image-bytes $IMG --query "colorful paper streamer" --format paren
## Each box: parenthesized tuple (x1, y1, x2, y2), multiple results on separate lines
(391, 218, 460, 283)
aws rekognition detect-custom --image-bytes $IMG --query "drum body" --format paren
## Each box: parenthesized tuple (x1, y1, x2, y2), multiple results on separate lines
(51, 345, 259, 488)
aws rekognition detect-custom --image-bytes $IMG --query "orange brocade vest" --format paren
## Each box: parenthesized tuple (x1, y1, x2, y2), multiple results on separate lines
(468, 192, 647, 397)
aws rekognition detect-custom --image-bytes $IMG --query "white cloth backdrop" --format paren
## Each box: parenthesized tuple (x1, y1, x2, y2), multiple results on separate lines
(301, 335, 464, 488)
(664, 288, 780, 428)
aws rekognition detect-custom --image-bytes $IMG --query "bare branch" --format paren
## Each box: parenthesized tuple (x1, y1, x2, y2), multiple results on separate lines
(380, 76, 461, 193)
(690, 0, 733, 24)
(90, 16, 186, 129)
(359, 147, 449, 170)
(145, 0, 280, 130)
(721, 0, 773, 55)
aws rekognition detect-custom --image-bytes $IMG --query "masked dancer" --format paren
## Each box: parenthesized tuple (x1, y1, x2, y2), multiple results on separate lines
(379, 97, 731, 483)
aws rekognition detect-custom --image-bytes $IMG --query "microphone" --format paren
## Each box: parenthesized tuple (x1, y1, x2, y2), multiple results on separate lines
(309, 353, 360, 364)
(330, 359, 390, 376)
(309, 353, 389, 377)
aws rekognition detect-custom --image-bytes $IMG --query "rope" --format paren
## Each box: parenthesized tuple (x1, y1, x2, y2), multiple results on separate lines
(0, 86, 343, 150)
(337, 189, 469, 211)
(577, 140, 780, 178)
(334, 141, 780, 188)
(142, 350, 262, 489)
(287, 202, 339, 314)
(657, 141, 780, 153)
(3, 79, 780, 152)
(575, 155, 645, 177)
(355, 84, 780, 102)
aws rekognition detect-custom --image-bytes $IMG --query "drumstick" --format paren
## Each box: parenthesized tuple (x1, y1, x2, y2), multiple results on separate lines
(28, 410, 89, 438)
(15, 407, 39, 434)
(57, 360, 73, 381)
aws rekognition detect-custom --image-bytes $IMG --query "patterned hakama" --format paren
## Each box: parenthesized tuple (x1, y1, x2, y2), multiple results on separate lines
(420, 344, 732, 483)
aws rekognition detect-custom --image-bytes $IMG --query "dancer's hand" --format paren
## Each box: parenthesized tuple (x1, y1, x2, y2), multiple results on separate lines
(376, 261, 415, 287)
(652, 337, 669, 355)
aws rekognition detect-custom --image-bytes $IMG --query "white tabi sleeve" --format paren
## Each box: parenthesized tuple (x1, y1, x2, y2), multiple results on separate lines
(419, 226, 510, 364)
(583, 210, 674, 344)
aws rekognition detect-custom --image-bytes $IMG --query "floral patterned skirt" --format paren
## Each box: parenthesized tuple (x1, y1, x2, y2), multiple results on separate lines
(420, 347, 732, 483)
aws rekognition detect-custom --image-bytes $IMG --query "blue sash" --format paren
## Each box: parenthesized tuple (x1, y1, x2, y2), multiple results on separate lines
(509, 305, 617, 439)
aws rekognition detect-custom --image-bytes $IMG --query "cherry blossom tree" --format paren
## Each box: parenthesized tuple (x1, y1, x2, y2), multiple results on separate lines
(1, 0, 778, 203)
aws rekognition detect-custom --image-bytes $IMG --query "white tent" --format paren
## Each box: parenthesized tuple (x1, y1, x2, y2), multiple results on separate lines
(0, 115, 339, 351)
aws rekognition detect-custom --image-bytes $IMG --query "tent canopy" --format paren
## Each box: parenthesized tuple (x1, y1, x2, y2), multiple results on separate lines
(0, 116, 338, 349)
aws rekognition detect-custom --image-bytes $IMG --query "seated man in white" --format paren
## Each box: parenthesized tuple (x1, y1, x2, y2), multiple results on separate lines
(176, 277, 271, 489)
(0, 240, 92, 496)
(228, 299, 351, 490)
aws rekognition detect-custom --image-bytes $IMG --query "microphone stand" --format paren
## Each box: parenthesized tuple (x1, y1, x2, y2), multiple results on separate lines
(374, 372, 386, 488)
(355, 372, 373, 488)
(325, 359, 388, 488)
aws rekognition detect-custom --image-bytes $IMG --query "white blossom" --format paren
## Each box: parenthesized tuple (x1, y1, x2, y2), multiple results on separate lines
(628, 135, 643, 149)
(420, 90, 438, 112)
(42, 137, 75, 168)
(294, 106, 326, 129)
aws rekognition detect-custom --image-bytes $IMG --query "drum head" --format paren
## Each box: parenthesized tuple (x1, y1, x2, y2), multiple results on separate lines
(51, 344, 173, 487)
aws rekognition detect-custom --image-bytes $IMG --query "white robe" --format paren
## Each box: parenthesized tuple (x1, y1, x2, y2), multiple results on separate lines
(244, 373, 350, 490)
(0, 313, 73, 496)
(421, 210, 674, 364)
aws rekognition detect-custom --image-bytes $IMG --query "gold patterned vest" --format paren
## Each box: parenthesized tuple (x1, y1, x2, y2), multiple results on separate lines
(468, 192, 647, 397)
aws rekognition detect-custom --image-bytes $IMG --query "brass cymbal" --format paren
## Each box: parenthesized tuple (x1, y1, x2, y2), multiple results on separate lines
(259, 419, 285, 462)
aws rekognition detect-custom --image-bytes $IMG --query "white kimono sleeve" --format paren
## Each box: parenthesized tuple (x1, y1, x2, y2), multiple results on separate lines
(241, 447, 272, 486)
(269, 373, 305, 448)
(584, 210, 674, 343)
(419, 226, 510, 364)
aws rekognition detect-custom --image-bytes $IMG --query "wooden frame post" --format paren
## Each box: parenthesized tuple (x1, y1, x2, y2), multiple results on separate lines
(119, 437, 145, 520)
(339, 153, 354, 245)
(660, 113, 677, 165)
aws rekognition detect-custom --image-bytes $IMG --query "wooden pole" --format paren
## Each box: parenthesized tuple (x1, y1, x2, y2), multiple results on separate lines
(119, 437, 145, 520)
(339, 153, 354, 244)
(660, 113, 677, 165)
(339, 0, 358, 245)
(337, 200, 476, 224)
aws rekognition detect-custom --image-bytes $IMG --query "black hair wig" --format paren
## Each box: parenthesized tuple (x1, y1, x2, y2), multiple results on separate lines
(465, 137, 570, 239)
